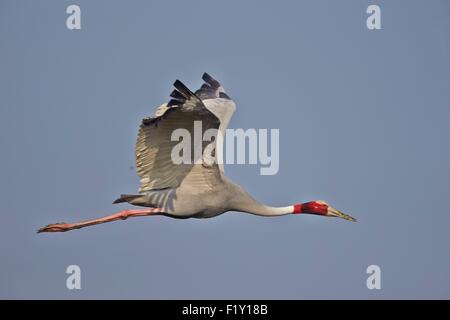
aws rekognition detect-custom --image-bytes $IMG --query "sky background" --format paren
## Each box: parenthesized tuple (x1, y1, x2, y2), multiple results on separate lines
(1, 0, 450, 299)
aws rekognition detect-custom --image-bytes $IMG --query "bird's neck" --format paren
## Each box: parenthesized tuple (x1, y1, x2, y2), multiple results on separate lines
(229, 186, 293, 216)
(243, 204, 294, 216)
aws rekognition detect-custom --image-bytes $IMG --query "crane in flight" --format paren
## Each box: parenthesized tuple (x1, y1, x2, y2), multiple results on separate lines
(38, 73, 355, 233)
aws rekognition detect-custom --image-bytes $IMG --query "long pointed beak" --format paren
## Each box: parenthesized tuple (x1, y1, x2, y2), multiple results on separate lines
(328, 207, 357, 222)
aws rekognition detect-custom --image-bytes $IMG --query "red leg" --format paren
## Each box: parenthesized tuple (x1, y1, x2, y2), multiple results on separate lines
(38, 208, 162, 233)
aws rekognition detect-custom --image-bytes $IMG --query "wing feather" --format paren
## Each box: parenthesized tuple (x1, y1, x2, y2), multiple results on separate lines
(135, 79, 222, 193)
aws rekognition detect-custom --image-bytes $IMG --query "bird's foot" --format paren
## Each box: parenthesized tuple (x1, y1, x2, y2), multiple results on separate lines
(37, 222, 72, 233)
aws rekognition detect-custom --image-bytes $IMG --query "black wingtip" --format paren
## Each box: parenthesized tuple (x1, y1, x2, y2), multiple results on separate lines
(202, 72, 212, 81)
(173, 79, 192, 97)
(202, 72, 220, 88)
(170, 89, 186, 101)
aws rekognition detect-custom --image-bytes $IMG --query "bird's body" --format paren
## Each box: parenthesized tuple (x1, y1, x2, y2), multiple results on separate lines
(122, 177, 292, 219)
(39, 73, 355, 233)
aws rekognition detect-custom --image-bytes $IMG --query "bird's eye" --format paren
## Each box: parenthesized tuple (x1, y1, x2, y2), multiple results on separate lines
(219, 92, 230, 99)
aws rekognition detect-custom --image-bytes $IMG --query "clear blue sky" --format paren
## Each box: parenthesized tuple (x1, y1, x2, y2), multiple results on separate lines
(1, 0, 449, 299)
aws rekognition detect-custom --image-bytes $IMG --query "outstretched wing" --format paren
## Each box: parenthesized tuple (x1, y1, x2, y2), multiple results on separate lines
(135, 78, 223, 193)
(195, 73, 236, 175)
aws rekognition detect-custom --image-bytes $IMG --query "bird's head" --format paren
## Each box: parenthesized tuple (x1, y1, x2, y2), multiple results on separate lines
(293, 200, 356, 222)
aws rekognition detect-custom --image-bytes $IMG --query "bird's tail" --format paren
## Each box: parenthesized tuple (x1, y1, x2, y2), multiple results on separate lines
(113, 194, 145, 204)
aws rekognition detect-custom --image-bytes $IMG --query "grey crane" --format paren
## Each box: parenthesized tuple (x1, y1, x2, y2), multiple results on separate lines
(38, 73, 355, 233)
